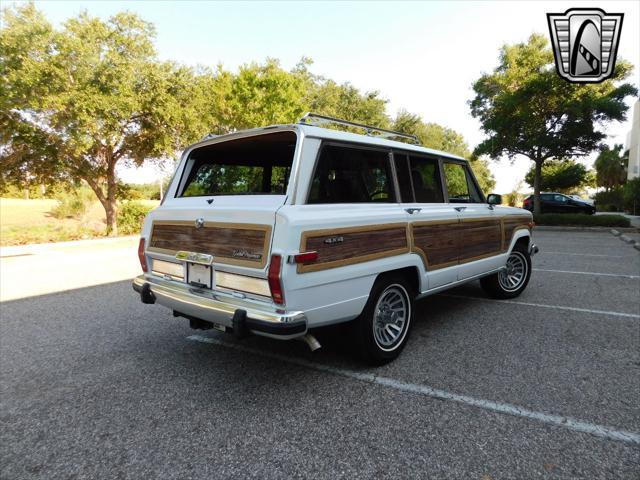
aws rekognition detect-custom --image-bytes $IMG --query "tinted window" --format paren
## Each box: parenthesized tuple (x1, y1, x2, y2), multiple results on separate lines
(409, 156, 444, 203)
(393, 153, 414, 202)
(554, 194, 567, 202)
(308, 145, 394, 204)
(541, 194, 554, 201)
(443, 162, 482, 203)
(180, 131, 296, 197)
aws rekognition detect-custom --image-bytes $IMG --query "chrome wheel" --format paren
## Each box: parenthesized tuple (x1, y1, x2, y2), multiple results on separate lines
(373, 284, 410, 351)
(499, 251, 528, 292)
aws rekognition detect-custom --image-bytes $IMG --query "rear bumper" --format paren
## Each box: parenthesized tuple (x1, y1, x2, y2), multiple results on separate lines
(133, 275, 307, 339)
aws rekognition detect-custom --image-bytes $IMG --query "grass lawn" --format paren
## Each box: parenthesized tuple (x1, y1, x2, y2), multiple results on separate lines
(0, 198, 159, 246)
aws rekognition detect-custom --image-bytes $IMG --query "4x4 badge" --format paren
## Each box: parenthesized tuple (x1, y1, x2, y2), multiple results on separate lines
(547, 8, 623, 83)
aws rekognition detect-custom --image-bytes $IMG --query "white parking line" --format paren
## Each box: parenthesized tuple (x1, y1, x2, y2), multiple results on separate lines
(542, 252, 628, 258)
(187, 334, 640, 445)
(533, 268, 639, 279)
(437, 294, 640, 319)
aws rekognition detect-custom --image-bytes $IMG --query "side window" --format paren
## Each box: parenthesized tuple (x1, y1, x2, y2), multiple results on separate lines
(443, 162, 482, 203)
(393, 152, 414, 202)
(554, 194, 567, 203)
(308, 144, 395, 204)
(541, 194, 553, 201)
(409, 156, 444, 203)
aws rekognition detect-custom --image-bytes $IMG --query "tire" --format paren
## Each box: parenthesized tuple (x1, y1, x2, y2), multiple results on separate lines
(480, 243, 532, 299)
(353, 274, 415, 365)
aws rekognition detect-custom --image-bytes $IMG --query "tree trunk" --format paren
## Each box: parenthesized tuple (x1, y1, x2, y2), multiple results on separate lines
(533, 159, 543, 215)
(104, 199, 118, 236)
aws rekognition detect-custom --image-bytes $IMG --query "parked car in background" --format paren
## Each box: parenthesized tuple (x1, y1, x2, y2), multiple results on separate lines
(133, 114, 537, 364)
(523, 193, 596, 214)
(567, 194, 594, 206)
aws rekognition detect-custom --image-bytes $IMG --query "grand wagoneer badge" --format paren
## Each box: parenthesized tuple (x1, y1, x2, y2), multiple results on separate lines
(232, 249, 262, 260)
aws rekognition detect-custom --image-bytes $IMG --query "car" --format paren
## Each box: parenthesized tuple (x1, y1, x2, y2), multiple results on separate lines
(522, 192, 596, 214)
(133, 113, 538, 364)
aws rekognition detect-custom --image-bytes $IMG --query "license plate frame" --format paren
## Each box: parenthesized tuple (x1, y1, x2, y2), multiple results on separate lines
(187, 263, 213, 289)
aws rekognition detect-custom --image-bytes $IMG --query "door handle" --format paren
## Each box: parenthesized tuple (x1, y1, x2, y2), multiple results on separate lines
(454, 206, 467, 212)
(405, 208, 422, 214)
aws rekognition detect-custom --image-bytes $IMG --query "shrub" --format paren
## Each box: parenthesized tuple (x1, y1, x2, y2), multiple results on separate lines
(533, 213, 630, 228)
(117, 201, 153, 235)
(623, 178, 640, 215)
(594, 187, 624, 212)
(51, 188, 95, 219)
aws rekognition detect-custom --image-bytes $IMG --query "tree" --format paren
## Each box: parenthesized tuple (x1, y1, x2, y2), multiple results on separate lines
(393, 110, 496, 193)
(524, 160, 593, 193)
(594, 144, 627, 191)
(1, 5, 211, 234)
(470, 34, 636, 214)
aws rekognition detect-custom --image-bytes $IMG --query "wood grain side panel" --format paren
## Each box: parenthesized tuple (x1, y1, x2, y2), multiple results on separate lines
(411, 220, 460, 270)
(502, 216, 532, 251)
(298, 224, 410, 273)
(148, 221, 271, 268)
(459, 219, 502, 261)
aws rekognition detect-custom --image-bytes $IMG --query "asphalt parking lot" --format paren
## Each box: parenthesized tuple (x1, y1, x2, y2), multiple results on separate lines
(1, 230, 639, 479)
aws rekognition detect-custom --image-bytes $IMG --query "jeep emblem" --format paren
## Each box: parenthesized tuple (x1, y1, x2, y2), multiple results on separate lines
(195, 218, 205, 229)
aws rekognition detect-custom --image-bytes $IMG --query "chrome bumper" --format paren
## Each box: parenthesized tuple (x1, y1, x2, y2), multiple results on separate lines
(132, 274, 307, 339)
(529, 244, 539, 256)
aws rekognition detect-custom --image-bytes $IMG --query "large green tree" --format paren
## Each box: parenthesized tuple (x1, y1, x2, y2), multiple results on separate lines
(393, 110, 496, 194)
(524, 160, 594, 193)
(470, 34, 636, 214)
(1, 4, 212, 234)
(594, 144, 628, 191)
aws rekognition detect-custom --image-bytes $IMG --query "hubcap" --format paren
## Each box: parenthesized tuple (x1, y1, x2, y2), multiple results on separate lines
(499, 251, 528, 292)
(373, 285, 409, 351)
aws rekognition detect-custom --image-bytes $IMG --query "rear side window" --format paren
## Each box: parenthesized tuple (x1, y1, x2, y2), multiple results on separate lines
(179, 131, 296, 197)
(409, 156, 444, 203)
(443, 162, 482, 203)
(308, 144, 395, 204)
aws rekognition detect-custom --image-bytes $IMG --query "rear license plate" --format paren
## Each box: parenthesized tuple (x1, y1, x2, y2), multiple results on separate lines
(187, 263, 213, 288)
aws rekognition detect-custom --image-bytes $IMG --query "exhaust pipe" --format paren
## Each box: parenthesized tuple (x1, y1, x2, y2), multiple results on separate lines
(300, 333, 321, 352)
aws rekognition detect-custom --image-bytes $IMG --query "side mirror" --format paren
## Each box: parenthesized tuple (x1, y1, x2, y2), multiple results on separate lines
(487, 193, 502, 205)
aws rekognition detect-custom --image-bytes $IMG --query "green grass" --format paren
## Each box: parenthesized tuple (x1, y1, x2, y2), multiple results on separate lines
(533, 213, 630, 228)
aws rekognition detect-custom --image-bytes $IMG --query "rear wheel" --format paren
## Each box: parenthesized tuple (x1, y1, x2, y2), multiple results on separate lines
(480, 244, 532, 299)
(353, 274, 415, 365)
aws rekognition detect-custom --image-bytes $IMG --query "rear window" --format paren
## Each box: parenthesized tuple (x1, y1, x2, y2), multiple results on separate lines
(308, 144, 395, 204)
(179, 131, 297, 197)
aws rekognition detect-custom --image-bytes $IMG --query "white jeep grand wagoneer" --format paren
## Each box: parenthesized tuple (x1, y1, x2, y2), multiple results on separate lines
(133, 113, 537, 363)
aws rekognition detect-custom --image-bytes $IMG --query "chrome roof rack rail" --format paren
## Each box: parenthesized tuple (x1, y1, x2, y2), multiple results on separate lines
(298, 112, 421, 145)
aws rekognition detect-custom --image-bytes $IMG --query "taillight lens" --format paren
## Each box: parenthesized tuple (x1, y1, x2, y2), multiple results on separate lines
(138, 238, 148, 273)
(268, 254, 284, 305)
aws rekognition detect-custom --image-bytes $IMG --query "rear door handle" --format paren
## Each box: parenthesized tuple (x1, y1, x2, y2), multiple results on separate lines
(405, 208, 422, 214)
(454, 206, 467, 212)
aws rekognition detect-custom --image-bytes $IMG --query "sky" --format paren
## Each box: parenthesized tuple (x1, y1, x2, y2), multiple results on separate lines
(12, 0, 640, 193)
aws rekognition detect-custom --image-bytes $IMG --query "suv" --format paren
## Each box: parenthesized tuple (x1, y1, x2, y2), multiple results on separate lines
(523, 193, 596, 214)
(133, 114, 537, 363)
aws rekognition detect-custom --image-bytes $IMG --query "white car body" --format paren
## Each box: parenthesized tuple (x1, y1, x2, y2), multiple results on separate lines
(133, 119, 535, 351)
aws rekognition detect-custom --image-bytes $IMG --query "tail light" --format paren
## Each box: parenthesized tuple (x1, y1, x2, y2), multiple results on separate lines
(138, 238, 148, 273)
(268, 254, 284, 305)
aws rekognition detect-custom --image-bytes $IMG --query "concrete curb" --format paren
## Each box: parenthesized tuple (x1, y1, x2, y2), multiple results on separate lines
(609, 229, 640, 252)
(0, 235, 138, 258)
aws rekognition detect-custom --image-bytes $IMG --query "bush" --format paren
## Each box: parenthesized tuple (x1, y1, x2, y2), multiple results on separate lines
(117, 201, 153, 235)
(623, 178, 640, 215)
(51, 188, 95, 219)
(594, 187, 624, 212)
(533, 213, 630, 228)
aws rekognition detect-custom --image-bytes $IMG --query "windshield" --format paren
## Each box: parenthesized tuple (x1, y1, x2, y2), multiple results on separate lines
(179, 131, 297, 197)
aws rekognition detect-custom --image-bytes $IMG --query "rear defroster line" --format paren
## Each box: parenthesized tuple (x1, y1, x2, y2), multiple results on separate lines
(187, 334, 640, 445)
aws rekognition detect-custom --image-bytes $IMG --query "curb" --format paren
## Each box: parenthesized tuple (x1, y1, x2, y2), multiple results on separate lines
(534, 226, 638, 232)
(609, 229, 640, 252)
(0, 235, 138, 258)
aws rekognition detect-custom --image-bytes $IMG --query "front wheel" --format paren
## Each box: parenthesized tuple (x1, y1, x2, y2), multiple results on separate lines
(353, 274, 415, 365)
(480, 244, 532, 299)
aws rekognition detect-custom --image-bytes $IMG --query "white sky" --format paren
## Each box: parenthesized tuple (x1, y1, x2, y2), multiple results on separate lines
(20, 0, 640, 193)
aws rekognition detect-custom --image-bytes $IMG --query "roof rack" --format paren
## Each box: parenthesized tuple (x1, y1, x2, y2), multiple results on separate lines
(298, 112, 421, 145)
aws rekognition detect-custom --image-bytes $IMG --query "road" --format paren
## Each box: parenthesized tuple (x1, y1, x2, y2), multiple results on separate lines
(1, 230, 639, 479)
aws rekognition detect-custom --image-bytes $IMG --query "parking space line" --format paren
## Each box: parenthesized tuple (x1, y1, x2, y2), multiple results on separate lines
(542, 252, 628, 258)
(533, 268, 639, 279)
(437, 294, 640, 319)
(187, 334, 640, 445)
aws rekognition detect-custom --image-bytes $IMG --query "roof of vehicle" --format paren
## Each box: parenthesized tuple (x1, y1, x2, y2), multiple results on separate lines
(188, 123, 468, 162)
